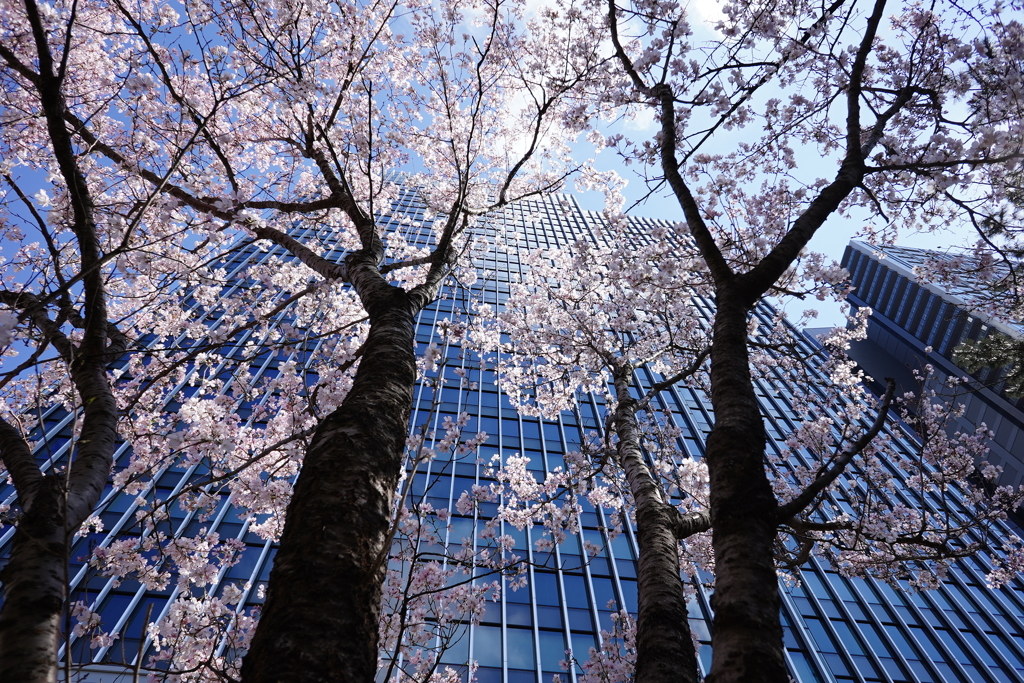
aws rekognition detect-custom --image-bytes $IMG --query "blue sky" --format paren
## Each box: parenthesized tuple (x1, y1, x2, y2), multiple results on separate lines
(570, 160, 981, 330)
(560, 0, 998, 330)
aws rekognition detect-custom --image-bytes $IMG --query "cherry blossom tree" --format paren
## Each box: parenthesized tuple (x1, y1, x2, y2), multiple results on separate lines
(6, 1, 1024, 682)
(0, 0, 603, 680)
(576, 0, 1024, 681)
(474, 231, 714, 683)
(0, 0, 166, 676)
(480, 224, 1024, 683)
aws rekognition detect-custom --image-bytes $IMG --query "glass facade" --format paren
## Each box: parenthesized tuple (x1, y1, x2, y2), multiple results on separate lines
(841, 241, 1024, 489)
(4, 196, 1024, 682)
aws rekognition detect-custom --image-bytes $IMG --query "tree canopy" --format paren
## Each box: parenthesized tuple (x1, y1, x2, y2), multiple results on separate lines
(1, 0, 1024, 682)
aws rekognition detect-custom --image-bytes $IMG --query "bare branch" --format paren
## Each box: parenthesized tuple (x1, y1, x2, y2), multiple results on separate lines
(776, 378, 896, 522)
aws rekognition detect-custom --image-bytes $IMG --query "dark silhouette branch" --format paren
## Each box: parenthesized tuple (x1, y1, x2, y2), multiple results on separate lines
(776, 378, 896, 522)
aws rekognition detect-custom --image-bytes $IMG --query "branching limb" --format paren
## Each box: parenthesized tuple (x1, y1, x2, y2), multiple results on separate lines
(306, 147, 381, 258)
(248, 225, 347, 280)
(408, 212, 472, 312)
(733, 0, 889, 305)
(775, 378, 896, 521)
(0, 291, 75, 363)
(681, 0, 850, 164)
(1, 173, 69, 294)
(379, 255, 436, 275)
(843, 0, 888, 163)
(776, 535, 816, 569)
(864, 153, 1024, 174)
(669, 508, 711, 539)
(0, 339, 52, 394)
(636, 346, 710, 411)
(782, 518, 851, 533)
(23, 0, 108, 358)
(607, 1, 733, 286)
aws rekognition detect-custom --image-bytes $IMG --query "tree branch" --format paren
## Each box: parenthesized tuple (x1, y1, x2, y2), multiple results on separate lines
(732, 0, 889, 306)
(680, 0, 850, 164)
(407, 212, 470, 312)
(248, 225, 348, 280)
(608, 0, 733, 285)
(307, 146, 381, 260)
(844, 0, 888, 162)
(776, 378, 896, 521)
(0, 290, 75, 363)
(24, 0, 108, 358)
(669, 507, 711, 539)
(864, 152, 1024, 174)
(636, 346, 710, 411)
(379, 255, 436, 275)
(0, 41, 41, 86)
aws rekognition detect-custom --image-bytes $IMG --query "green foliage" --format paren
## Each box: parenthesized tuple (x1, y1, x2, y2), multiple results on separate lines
(954, 331, 1024, 399)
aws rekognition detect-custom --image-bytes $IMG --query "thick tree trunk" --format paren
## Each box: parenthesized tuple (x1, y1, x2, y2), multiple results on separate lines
(0, 7, 124, 676)
(612, 374, 699, 683)
(0, 478, 65, 683)
(241, 283, 418, 683)
(0, 363, 120, 682)
(704, 295, 785, 683)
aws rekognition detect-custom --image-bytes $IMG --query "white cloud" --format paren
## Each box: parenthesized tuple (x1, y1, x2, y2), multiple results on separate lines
(622, 107, 657, 133)
(687, 0, 725, 31)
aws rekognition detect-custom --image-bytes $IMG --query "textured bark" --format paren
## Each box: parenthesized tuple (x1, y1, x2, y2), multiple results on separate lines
(241, 250, 421, 682)
(0, 3, 122, 678)
(611, 372, 701, 683)
(0, 477, 70, 683)
(0, 234, 121, 683)
(703, 296, 785, 683)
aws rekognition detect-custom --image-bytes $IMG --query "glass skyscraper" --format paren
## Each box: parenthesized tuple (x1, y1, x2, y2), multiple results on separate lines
(841, 241, 1024, 489)
(4, 192, 1024, 682)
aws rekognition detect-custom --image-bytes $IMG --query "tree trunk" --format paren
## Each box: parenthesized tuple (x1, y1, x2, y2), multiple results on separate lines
(241, 283, 418, 683)
(612, 373, 699, 683)
(0, 361, 120, 682)
(0, 477, 66, 683)
(0, 5, 124, 676)
(704, 295, 785, 683)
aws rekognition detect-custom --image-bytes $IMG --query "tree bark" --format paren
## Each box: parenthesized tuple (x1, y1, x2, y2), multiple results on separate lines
(0, 477, 70, 683)
(0, 2, 122, 678)
(0, 357, 121, 683)
(612, 371, 701, 683)
(241, 256, 421, 682)
(703, 295, 785, 683)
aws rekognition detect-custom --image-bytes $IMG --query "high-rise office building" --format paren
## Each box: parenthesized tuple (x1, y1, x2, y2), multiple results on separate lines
(4, 194, 1024, 683)
(841, 241, 1024, 489)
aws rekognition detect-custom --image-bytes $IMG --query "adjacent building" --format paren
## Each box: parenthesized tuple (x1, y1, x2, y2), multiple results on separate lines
(3, 197, 1024, 682)
(840, 241, 1024, 488)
